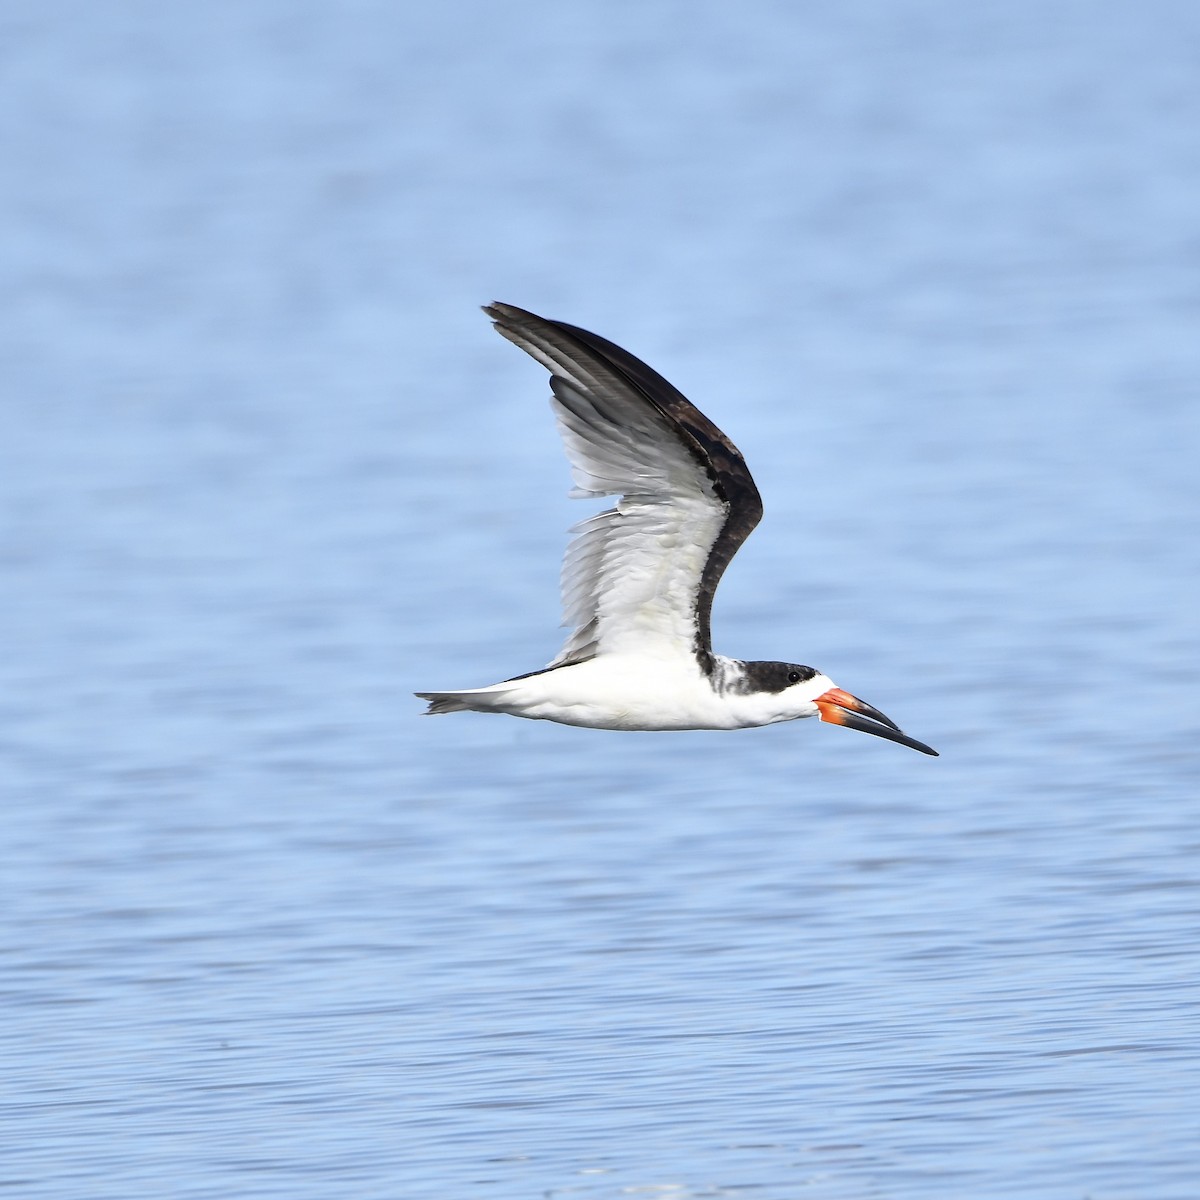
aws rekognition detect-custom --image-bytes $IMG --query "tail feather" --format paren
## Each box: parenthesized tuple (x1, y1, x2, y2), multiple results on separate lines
(415, 689, 514, 716)
(415, 691, 475, 715)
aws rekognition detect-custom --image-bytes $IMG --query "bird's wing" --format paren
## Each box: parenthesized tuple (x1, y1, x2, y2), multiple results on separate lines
(485, 303, 763, 673)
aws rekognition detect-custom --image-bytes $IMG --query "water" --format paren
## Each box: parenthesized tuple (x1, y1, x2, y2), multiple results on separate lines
(3, 2, 1199, 1196)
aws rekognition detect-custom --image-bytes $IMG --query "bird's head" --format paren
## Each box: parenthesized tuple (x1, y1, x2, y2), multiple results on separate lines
(740, 662, 938, 755)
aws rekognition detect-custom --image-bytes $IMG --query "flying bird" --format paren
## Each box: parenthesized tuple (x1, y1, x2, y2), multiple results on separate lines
(416, 303, 937, 755)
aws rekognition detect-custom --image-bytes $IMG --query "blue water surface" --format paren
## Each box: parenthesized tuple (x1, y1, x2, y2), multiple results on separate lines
(3, 2, 1199, 1197)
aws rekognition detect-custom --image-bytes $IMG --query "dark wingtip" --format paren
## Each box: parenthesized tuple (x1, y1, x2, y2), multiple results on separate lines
(483, 301, 524, 323)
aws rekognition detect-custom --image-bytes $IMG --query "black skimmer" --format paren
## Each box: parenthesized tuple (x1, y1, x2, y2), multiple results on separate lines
(416, 303, 937, 755)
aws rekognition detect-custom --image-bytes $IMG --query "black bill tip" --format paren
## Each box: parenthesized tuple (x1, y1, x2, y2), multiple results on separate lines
(814, 688, 939, 757)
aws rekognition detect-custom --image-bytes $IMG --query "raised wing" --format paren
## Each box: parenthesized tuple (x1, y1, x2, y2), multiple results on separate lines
(485, 303, 763, 673)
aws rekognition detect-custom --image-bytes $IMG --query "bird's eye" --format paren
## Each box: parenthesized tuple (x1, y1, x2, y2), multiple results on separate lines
(787, 670, 802, 684)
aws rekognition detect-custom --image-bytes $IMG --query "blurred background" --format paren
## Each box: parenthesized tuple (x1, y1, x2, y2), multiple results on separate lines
(3, 2, 1198, 1197)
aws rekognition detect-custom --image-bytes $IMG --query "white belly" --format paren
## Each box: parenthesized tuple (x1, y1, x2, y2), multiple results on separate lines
(473, 655, 786, 731)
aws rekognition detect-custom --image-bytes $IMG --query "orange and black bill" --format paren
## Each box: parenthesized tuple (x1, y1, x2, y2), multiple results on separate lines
(814, 687, 938, 756)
